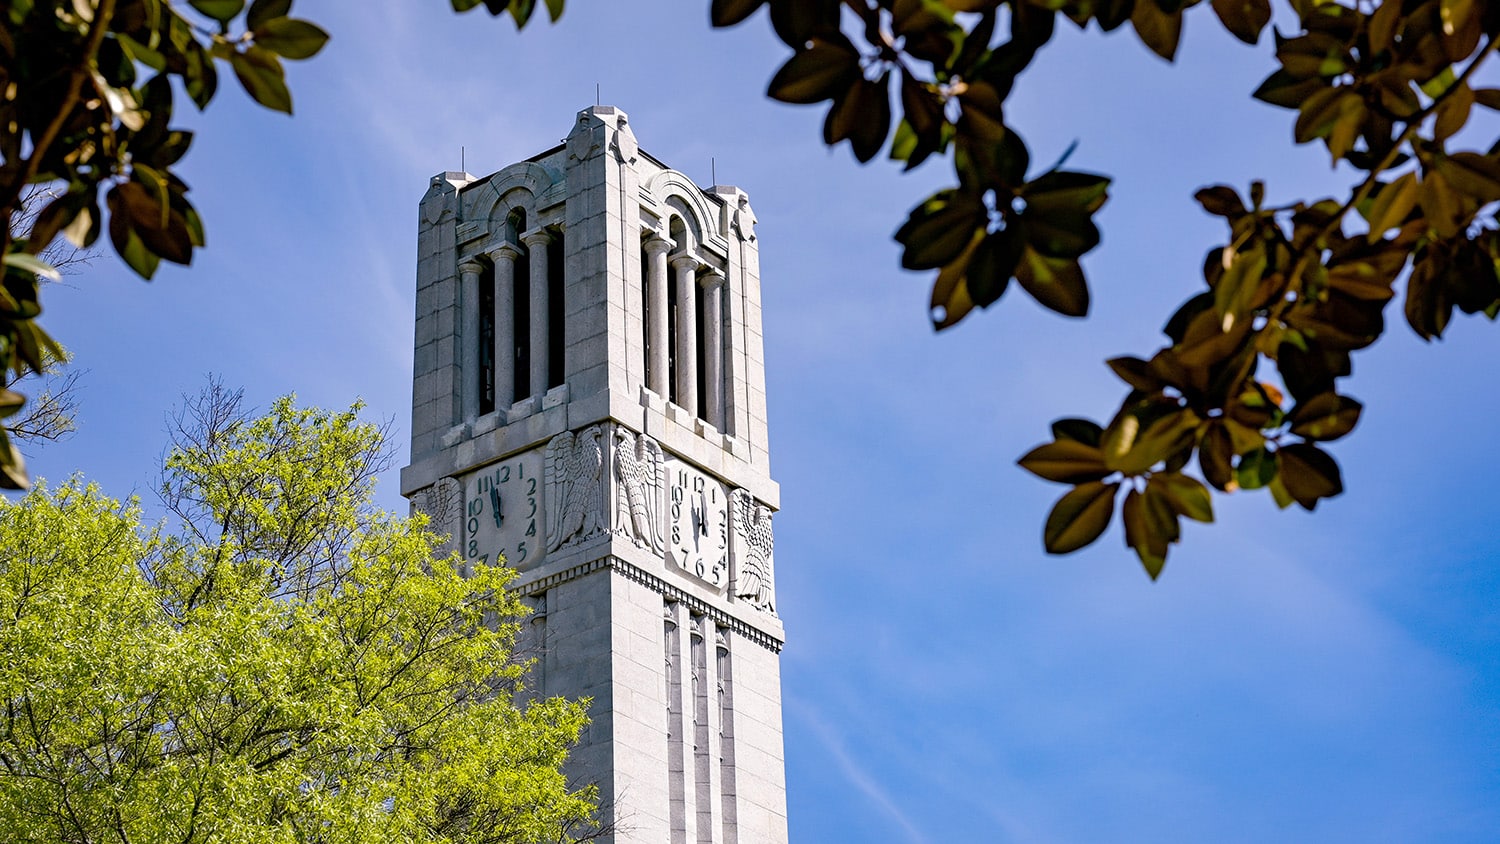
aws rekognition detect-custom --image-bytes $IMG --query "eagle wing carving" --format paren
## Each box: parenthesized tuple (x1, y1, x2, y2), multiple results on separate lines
(614, 428, 665, 554)
(546, 427, 604, 553)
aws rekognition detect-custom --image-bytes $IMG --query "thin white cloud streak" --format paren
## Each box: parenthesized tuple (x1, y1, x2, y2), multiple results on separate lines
(789, 697, 934, 844)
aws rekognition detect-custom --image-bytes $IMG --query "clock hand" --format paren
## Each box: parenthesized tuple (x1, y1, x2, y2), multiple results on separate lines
(490, 486, 503, 527)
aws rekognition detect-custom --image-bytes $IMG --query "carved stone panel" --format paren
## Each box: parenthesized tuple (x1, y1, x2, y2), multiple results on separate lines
(411, 476, 462, 555)
(545, 426, 606, 553)
(729, 490, 776, 615)
(614, 428, 666, 554)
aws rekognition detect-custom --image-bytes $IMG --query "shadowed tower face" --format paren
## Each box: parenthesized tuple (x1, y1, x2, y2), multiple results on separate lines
(401, 106, 787, 844)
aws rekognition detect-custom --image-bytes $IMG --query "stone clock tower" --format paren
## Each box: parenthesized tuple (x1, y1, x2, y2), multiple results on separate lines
(400, 107, 786, 844)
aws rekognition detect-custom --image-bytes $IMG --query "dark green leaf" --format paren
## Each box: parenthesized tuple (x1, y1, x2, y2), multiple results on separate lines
(965, 226, 1024, 306)
(711, 0, 766, 26)
(1102, 406, 1198, 474)
(824, 73, 892, 162)
(255, 18, 330, 60)
(1131, 0, 1183, 61)
(1122, 483, 1177, 579)
(1018, 439, 1112, 483)
(1211, 0, 1269, 43)
(1153, 472, 1214, 522)
(1015, 247, 1090, 316)
(1288, 391, 1361, 441)
(767, 40, 859, 104)
(1198, 421, 1235, 490)
(1043, 481, 1119, 554)
(1253, 69, 1326, 110)
(247, 0, 291, 30)
(189, 0, 245, 22)
(1195, 185, 1246, 218)
(1051, 417, 1104, 446)
(1277, 442, 1343, 509)
(895, 190, 986, 270)
(229, 47, 292, 113)
(1234, 446, 1276, 490)
(0, 431, 28, 490)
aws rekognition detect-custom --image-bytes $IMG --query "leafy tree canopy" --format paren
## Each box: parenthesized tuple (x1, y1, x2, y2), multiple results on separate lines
(0, 385, 600, 843)
(5, 0, 1499, 576)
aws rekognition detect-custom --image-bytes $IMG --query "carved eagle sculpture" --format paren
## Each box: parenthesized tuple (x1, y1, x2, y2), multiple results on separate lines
(613, 428, 665, 554)
(731, 490, 775, 614)
(546, 427, 604, 553)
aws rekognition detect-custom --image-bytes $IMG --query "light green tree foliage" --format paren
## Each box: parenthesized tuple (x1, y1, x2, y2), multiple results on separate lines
(0, 386, 600, 843)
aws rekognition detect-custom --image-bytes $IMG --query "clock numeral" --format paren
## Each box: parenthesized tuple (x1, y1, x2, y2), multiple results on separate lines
(468, 538, 479, 558)
(525, 519, 536, 537)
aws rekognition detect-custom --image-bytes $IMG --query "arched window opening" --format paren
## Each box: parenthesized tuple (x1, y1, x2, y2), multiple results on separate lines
(667, 216, 688, 408)
(548, 234, 565, 390)
(478, 263, 496, 416)
(641, 236, 653, 384)
(507, 209, 531, 403)
(694, 277, 707, 421)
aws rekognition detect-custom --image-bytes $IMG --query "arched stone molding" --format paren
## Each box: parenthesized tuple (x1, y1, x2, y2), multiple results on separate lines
(644, 169, 729, 260)
(463, 161, 555, 224)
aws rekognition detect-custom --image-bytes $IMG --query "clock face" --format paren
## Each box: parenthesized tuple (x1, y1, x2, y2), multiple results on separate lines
(665, 459, 729, 589)
(460, 449, 546, 571)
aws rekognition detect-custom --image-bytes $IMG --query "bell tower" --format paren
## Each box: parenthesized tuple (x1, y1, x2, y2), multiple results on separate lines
(400, 107, 787, 844)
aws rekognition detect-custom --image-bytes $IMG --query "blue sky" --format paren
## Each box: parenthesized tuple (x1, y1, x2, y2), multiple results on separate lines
(21, 2, 1500, 841)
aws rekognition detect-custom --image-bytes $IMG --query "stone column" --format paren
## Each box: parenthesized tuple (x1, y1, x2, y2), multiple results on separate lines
(671, 253, 700, 416)
(522, 228, 553, 402)
(489, 243, 522, 412)
(644, 235, 673, 398)
(699, 267, 725, 430)
(459, 259, 485, 424)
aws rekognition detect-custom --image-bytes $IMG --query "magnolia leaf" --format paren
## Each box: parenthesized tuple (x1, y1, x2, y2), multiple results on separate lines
(1368, 0, 1401, 53)
(767, 40, 859, 104)
(1194, 185, 1246, 218)
(1131, 0, 1183, 61)
(1124, 482, 1179, 578)
(1051, 417, 1104, 446)
(1420, 168, 1468, 239)
(1015, 247, 1089, 316)
(0, 432, 27, 490)
(897, 190, 986, 270)
(711, 0, 767, 26)
(1363, 171, 1419, 242)
(929, 228, 984, 328)
(254, 18, 330, 60)
(824, 73, 892, 162)
(229, 47, 293, 113)
(1210, 0, 1269, 44)
(1213, 244, 1267, 332)
(1043, 481, 1119, 554)
(1277, 442, 1343, 509)
(1288, 392, 1362, 441)
(1436, 152, 1500, 204)
(1018, 439, 1112, 483)
(247, 0, 292, 30)
(965, 226, 1025, 307)
(1198, 421, 1235, 490)
(1235, 446, 1276, 489)
(1152, 472, 1214, 522)
(1107, 356, 1166, 392)
(1253, 69, 1326, 110)
(1102, 406, 1198, 475)
(189, 0, 245, 22)
(1433, 81, 1474, 144)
